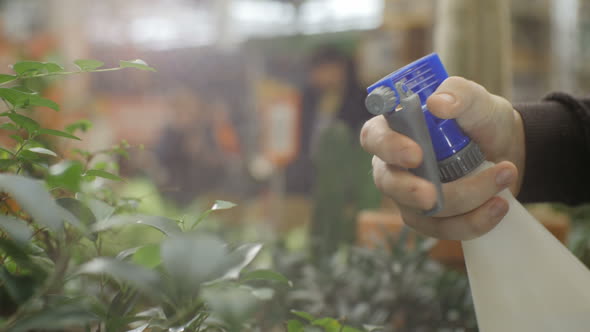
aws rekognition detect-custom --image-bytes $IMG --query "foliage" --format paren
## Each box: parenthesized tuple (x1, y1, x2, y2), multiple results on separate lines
(261, 229, 478, 332)
(310, 122, 380, 264)
(0, 59, 283, 331)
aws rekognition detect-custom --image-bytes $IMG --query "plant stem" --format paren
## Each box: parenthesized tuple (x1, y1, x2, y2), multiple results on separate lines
(0, 67, 124, 87)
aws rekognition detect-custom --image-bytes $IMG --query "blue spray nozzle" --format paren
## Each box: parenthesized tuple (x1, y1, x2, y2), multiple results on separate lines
(366, 53, 470, 161)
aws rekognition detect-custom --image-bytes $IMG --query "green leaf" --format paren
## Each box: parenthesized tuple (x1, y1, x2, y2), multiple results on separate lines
(12, 61, 46, 76)
(56, 197, 96, 226)
(92, 214, 181, 235)
(47, 161, 84, 192)
(0, 266, 36, 304)
(202, 287, 259, 328)
(26, 147, 57, 157)
(291, 310, 315, 322)
(0, 147, 14, 155)
(0, 123, 18, 131)
(0, 215, 32, 244)
(0, 174, 64, 231)
(74, 59, 104, 71)
(119, 59, 156, 72)
(221, 243, 263, 280)
(0, 74, 17, 84)
(287, 320, 304, 332)
(0, 88, 29, 107)
(38, 128, 81, 140)
(212, 200, 237, 211)
(29, 94, 60, 111)
(76, 257, 161, 296)
(9, 302, 98, 332)
(84, 169, 122, 181)
(75, 194, 115, 222)
(312, 317, 341, 332)
(0, 159, 17, 169)
(44, 62, 64, 73)
(161, 233, 228, 290)
(132, 244, 161, 269)
(9, 134, 24, 143)
(241, 269, 292, 286)
(0, 238, 47, 277)
(8, 113, 39, 133)
(65, 119, 92, 134)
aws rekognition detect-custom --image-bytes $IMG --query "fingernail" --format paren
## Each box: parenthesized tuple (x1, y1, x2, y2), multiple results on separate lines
(435, 93, 456, 104)
(495, 168, 515, 187)
(489, 200, 508, 219)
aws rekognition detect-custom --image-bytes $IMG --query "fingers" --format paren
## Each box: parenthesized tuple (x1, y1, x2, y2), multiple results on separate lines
(426, 76, 512, 133)
(372, 156, 437, 210)
(437, 161, 517, 217)
(361, 116, 422, 168)
(401, 195, 509, 241)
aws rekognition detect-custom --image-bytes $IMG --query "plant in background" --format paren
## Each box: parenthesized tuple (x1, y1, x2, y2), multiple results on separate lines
(310, 122, 380, 265)
(265, 229, 477, 332)
(0, 59, 287, 331)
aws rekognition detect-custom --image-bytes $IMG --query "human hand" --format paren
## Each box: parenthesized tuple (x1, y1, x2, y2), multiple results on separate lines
(360, 77, 525, 240)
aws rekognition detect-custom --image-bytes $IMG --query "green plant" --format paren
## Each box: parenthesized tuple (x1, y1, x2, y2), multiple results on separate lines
(265, 229, 477, 332)
(0, 59, 287, 331)
(310, 121, 380, 265)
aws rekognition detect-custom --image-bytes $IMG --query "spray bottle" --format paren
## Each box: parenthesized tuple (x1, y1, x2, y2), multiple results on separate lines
(365, 53, 590, 331)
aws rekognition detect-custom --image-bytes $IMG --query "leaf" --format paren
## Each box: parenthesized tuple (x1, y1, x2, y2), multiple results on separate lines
(0, 215, 32, 244)
(74, 59, 104, 71)
(26, 147, 57, 157)
(161, 233, 228, 290)
(119, 59, 156, 72)
(84, 169, 122, 181)
(312, 318, 341, 332)
(0, 238, 47, 277)
(212, 200, 237, 211)
(0, 159, 17, 169)
(76, 257, 161, 296)
(291, 310, 315, 322)
(0, 174, 63, 231)
(29, 94, 60, 111)
(0, 147, 14, 155)
(132, 244, 161, 269)
(92, 214, 181, 235)
(9, 134, 24, 143)
(38, 128, 81, 140)
(287, 320, 304, 332)
(47, 161, 84, 192)
(0, 266, 36, 304)
(56, 197, 96, 226)
(241, 269, 292, 286)
(8, 113, 39, 133)
(250, 287, 275, 300)
(0, 123, 18, 130)
(9, 302, 98, 332)
(65, 119, 92, 134)
(44, 62, 64, 73)
(76, 194, 115, 222)
(202, 287, 258, 328)
(12, 61, 46, 76)
(0, 74, 17, 84)
(0, 88, 29, 107)
(221, 243, 263, 280)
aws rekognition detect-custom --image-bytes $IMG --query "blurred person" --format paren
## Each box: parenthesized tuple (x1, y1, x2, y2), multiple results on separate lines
(361, 76, 590, 240)
(286, 45, 371, 194)
(155, 88, 225, 206)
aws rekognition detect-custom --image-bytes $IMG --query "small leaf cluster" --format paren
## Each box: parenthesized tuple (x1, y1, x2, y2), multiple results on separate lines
(0, 59, 288, 332)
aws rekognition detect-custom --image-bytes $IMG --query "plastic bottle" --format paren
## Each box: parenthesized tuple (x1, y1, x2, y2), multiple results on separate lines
(365, 53, 590, 331)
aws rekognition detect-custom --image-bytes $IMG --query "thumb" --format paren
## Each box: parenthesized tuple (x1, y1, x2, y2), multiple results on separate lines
(426, 76, 512, 135)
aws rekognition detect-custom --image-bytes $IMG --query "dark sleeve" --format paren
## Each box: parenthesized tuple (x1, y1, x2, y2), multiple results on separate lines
(514, 92, 590, 205)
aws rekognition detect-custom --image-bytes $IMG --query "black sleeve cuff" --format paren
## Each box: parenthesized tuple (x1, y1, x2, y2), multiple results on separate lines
(514, 92, 590, 205)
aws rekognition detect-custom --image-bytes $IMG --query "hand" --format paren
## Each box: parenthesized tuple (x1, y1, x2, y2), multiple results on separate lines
(360, 77, 525, 240)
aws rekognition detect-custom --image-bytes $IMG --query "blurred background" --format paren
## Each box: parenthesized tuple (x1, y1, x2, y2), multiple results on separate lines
(1, 0, 590, 329)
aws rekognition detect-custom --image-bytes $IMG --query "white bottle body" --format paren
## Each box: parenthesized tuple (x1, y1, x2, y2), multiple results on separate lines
(462, 162, 590, 331)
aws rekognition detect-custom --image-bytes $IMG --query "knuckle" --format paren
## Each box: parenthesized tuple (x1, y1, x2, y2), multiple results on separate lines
(359, 122, 371, 148)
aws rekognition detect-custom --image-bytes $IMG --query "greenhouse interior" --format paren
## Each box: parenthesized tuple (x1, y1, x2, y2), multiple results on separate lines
(1, 0, 590, 331)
